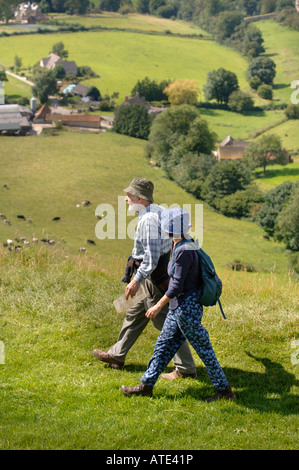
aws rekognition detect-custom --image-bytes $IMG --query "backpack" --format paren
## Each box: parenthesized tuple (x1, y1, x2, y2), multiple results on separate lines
(172, 239, 226, 319)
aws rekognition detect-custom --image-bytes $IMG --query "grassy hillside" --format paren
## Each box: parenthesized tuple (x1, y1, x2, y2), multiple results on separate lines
(257, 21, 299, 105)
(0, 130, 292, 274)
(0, 128, 298, 451)
(0, 19, 248, 104)
(0, 238, 298, 450)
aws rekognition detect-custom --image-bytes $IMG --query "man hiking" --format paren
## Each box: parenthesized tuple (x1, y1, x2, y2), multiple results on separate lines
(93, 177, 197, 379)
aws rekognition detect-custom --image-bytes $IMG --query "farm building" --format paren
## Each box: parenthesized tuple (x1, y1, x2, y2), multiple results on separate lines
(46, 113, 101, 129)
(216, 135, 250, 161)
(120, 92, 149, 109)
(72, 84, 90, 98)
(0, 104, 32, 135)
(33, 104, 101, 129)
(40, 53, 78, 77)
(14, 2, 45, 23)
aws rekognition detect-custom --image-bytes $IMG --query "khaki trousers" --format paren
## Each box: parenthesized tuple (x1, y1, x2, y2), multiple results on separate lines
(108, 279, 196, 374)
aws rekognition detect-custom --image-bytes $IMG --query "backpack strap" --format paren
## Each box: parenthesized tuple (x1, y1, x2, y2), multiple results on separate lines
(217, 298, 226, 320)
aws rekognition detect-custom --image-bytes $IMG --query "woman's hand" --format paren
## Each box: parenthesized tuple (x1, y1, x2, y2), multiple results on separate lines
(145, 304, 162, 319)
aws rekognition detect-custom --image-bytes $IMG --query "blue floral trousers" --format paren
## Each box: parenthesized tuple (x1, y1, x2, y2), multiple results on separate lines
(141, 292, 229, 390)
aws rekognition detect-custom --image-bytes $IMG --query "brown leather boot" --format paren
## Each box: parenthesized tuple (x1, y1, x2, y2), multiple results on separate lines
(204, 386, 236, 403)
(121, 383, 153, 397)
(93, 349, 124, 369)
(161, 369, 197, 380)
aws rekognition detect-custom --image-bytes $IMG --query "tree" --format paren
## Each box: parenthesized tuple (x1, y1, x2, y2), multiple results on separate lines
(147, 104, 217, 177)
(285, 104, 299, 119)
(173, 152, 217, 199)
(202, 161, 252, 208)
(131, 77, 170, 102)
(86, 86, 101, 101)
(136, 0, 149, 13)
(163, 79, 199, 105)
(247, 56, 276, 85)
(256, 181, 294, 236)
(275, 183, 299, 251)
(0, 69, 8, 81)
(113, 104, 152, 140)
(32, 68, 57, 104)
(51, 42, 68, 59)
(99, 0, 121, 11)
(149, 0, 165, 14)
(54, 64, 66, 80)
(0, 0, 18, 23)
(14, 55, 22, 72)
(257, 84, 273, 100)
(217, 183, 264, 218)
(243, 134, 289, 175)
(228, 90, 254, 113)
(213, 11, 244, 42)
(203, 68, 239, 105)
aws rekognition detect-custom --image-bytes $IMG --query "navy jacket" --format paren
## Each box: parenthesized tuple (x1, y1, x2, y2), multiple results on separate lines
(165, 238, 202, 309)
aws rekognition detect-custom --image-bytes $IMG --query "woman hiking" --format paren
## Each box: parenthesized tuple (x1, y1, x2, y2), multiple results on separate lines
(121, 207, 235, 402)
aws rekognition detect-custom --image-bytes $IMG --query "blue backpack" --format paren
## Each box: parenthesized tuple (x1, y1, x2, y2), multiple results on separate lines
(172, 239, 226, 319)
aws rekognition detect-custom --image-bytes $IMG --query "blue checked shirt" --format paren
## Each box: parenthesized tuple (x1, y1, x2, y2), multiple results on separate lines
(132, 204, 172, 283)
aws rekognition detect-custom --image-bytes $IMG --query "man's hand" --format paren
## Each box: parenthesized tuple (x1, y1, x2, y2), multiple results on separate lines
(125, 279, 140, 300)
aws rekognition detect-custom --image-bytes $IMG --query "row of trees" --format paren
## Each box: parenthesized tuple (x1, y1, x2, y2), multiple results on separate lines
(144, 104, 298, 255)
(114, 103, 297, 256)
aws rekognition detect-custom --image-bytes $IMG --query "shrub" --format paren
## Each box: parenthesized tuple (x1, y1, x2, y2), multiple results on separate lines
(113, 104, 152, 140)
(217, 184, 264, 219)
(228, 90, 254, 113)
(202, 161, 252, 208)
(285, 104, 299, 119)
(257, 84, 273, 100)
(256, 181, 294, 236)
(249, 76, 262, 90)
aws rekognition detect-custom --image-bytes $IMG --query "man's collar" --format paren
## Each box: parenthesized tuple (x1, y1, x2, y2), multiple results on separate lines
(138, 203, 153, 218)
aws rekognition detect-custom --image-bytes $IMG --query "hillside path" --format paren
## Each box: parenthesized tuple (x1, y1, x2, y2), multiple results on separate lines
(5, 70, 34, 86)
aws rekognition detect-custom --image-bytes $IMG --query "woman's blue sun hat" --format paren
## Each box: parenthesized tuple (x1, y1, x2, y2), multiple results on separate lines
(161, 208, 192, 236)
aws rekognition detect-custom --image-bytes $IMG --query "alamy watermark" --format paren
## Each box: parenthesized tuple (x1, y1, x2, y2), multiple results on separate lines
(94, 197, 203, 244)
(290, 80, 299, 104)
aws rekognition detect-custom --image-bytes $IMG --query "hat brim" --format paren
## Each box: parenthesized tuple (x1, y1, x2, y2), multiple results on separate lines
(123, 186, 154, 203)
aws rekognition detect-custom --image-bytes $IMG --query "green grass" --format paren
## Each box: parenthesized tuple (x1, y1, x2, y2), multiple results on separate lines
(0, 129, 298, 450)
(0, 26, 248, 103)
(49, 12, 210, 36)
(257, 21, 299, 104)
(0, 245, 298, 450)
(259, 118, 299, 152)
(254, 161, 299, 189)
(3, 75, 33, 102)
(199, 107, 286, 143)
(0, 131, 292, 274)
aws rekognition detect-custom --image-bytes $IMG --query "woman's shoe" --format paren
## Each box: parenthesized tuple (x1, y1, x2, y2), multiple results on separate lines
(204, 386, 236, 403)
(121, 383, 153, 397)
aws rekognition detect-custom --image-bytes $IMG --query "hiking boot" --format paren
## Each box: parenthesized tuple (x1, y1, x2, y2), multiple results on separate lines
(161, 369, 197, 380)
(93, 349, 124, 369)
(204, 386, 236, 403)
(121, 383, 153, 397)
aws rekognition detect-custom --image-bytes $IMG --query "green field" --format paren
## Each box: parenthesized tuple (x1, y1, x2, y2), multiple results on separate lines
(0, 131, 292, 273)
(0, 16, 298, 451)
(0, 130, 298, 451)
(257, 21, 299, 105)
(0, 18, 248, 103)
(50, 12, 210, 36)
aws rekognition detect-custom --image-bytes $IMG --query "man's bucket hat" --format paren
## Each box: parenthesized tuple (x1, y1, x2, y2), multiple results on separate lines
(123, 178, 154, 203)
